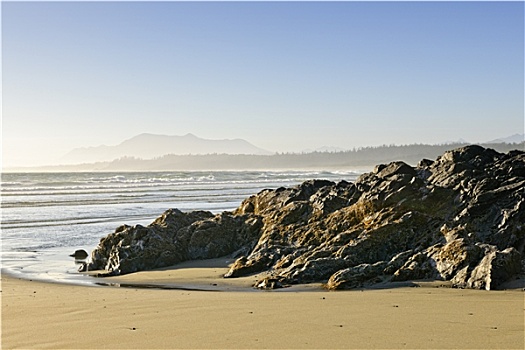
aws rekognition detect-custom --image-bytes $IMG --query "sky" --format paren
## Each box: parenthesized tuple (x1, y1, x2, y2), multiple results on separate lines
(2, 1, 524, 167)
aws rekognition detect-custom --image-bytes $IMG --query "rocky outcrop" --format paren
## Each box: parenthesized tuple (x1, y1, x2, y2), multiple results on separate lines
(85, 145, 525, 290)
(83, 209, 262, 275)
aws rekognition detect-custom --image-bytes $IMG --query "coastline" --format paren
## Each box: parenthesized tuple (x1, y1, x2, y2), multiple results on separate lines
(2, 260, 524, 349)
(3, 150, 525, 349)
(1, 170, 359, 289)
(83, 257, 304, 292)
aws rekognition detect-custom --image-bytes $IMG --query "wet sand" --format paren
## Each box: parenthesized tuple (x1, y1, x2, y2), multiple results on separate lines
(2, 259, 524, 349)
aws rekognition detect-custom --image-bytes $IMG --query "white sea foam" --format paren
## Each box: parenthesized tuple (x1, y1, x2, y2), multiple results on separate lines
(0, 170, 360, 285)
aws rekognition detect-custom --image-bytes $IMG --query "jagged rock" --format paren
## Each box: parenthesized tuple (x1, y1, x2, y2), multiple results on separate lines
(326, 261, 387, 289)
(85, 209, 261, 275)
(452, 246, 522, 290)
(280, 257, 350, 284)
(223, 253, 272, 278)
(255, 276, 287, 289)
(392, 252, 437, 282)
(86, 145, 525, 290)
(429, 239, 482, 280)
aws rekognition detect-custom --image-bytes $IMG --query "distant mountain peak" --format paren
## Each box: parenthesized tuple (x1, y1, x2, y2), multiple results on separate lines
(486, 133, 524, 144)
(61, 133, 272, 165)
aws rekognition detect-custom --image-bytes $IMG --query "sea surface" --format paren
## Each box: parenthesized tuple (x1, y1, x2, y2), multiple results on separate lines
(1, 171, 360, 285)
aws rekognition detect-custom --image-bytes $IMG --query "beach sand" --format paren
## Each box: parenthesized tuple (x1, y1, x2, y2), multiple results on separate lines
(2, 259, 524, 349)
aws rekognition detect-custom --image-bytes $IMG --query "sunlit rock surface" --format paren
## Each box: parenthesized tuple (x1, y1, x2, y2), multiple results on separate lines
(85, 145, 525, 290)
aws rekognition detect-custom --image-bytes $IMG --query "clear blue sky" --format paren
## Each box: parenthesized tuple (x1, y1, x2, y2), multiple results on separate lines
(2, 1, 524, 167)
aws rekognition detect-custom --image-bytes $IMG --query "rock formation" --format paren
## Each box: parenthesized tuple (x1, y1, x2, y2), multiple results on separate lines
(84, 145, 525, 290)
(69, 249, 89, 260)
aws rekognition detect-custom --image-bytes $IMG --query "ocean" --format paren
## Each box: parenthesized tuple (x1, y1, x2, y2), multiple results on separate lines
(1, 171, 360, 285)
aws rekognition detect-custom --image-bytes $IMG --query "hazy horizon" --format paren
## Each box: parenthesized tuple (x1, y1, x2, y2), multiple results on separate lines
(4, 131, 525, 171)
(2, 1, 524, 168)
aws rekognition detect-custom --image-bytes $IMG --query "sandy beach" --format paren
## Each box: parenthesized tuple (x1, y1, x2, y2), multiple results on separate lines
(2, 258, 524, 350)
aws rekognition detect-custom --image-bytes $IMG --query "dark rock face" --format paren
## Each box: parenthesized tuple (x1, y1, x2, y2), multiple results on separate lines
(85, 209, 262, 275)
(69, 249, 89, 260)
(86, 146, 525, 290)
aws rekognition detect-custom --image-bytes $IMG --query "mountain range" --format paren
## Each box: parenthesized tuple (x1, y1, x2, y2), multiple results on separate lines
(61, 133, 272, 164)
(486, 133, 524, 144)
(44, 132, 525, 170)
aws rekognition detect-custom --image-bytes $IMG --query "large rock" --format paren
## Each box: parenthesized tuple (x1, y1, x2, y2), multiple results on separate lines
(85, 145, 525, 290)
(84, 209, 261, 275)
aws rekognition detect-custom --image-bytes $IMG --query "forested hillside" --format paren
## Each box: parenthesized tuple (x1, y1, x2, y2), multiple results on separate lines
(98, 142, 525, 171)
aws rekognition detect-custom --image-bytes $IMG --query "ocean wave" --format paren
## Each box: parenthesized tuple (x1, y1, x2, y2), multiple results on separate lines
(0, 181, 24, 187)
(1, 212, 159, 230)
(12, 243, 58, 252)
(1, 171, 360, 194)
(0, 179, 298, 195)
(0, 170, 365, 285)
(1, 171, 360, 234)
(86, 175, 183, 184)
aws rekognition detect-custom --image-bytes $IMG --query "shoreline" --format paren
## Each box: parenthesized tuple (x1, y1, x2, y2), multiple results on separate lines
(5, 254, 525, 292)
(2, 265, 524, 350)
(2, 256, 327, 293)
